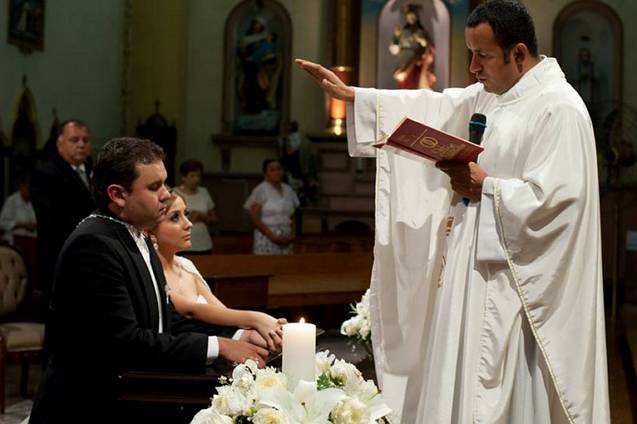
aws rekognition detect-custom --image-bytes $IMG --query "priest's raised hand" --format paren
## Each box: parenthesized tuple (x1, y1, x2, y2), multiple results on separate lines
(295, 58, 355, 102)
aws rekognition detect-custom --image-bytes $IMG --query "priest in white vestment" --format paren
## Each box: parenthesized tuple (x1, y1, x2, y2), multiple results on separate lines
(297, 1, 609, 423)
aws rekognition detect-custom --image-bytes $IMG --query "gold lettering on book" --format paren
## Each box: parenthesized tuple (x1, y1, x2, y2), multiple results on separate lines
(392, 125, 467, 160)
(418, 136, 438, 149)
(414, 136, 465, 159)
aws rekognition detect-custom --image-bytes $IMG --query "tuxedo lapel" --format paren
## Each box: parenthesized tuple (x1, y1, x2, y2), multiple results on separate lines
(111, 223, 160, 330)
(146, 238, 171, 332)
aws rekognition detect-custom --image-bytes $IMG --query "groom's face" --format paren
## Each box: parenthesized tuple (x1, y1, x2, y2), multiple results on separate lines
(121, 160, 170, 229)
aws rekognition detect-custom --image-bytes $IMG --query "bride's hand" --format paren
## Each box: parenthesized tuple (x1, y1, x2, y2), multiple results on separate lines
(249, 312, 283, 352)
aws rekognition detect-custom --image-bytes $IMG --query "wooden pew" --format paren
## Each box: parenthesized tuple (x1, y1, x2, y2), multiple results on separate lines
(186, 252, 373, 309)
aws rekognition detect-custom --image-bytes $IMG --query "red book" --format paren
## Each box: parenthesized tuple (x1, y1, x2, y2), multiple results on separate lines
(373, 117, 483, 163)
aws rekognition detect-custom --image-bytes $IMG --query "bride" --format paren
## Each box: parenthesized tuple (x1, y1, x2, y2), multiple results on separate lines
(150, 192, 286, 351)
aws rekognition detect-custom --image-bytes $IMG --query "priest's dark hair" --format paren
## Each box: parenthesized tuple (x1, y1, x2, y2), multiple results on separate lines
(93, 137, 165, 210)
(466, 0, 538, 61)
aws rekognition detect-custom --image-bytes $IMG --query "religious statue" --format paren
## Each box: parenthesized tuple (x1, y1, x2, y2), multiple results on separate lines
(388, 3, 436, 89)
(237, 17, 282, 116)
(576, 36, 596, 106)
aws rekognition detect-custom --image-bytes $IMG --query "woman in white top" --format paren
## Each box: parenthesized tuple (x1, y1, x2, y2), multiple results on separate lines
(173, 160, 217, 254)
(244, 159, 299, 255)
(0, 179, 37, 244)
(150, 192, 285, 351)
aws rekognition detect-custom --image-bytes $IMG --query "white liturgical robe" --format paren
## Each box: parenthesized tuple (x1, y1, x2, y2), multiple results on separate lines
(347, 57, 609, 423)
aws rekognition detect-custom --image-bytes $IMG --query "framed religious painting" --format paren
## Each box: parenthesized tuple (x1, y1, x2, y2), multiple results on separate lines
(221, 0, 292, 135)
(7, 0, 45, 54)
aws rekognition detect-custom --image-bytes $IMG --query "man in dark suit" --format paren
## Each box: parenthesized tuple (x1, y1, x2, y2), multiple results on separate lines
(31, 119, 95, 299)
(29, 138, 268, 424)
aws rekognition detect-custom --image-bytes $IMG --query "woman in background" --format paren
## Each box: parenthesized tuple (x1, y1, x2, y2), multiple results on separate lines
(151, 192, 285, 351)
(244, 159, 299, 255)
(173, 160, 217, 254)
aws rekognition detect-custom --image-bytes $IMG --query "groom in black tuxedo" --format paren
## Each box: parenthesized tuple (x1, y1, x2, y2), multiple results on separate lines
(29, 138, 268, 424)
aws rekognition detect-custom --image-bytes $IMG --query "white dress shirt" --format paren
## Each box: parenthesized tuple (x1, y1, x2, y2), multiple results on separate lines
(124, 225, 222, 362)
(0, 191, 37, 244)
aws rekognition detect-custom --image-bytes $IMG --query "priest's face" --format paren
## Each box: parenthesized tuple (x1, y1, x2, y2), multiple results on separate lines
(465, 22, 521, 95)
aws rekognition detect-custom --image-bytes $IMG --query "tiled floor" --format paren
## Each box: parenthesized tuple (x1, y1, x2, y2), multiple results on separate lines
(3, 322, 635, 423)
(0, 359, 41, 424)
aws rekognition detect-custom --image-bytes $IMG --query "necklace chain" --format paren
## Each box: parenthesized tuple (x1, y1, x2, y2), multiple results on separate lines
(79, 213, 143, 237)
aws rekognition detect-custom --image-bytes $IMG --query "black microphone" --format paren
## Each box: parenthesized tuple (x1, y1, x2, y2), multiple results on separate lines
(463, 113, 487, 205)
(469, 113, 487, 146)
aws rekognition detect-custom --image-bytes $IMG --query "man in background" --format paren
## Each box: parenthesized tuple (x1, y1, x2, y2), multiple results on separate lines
(31, 119, 95, 300)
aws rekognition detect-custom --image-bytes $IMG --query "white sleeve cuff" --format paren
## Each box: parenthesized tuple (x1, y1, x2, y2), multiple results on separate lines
(346, 87, 378, 158)
(476, 177, 507, 263)
(482, 175, 496, 195)
(206, 336, 219, 365)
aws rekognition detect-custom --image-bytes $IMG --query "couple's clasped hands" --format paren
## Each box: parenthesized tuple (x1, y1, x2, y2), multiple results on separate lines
(243, 312, 287, 353)
(219, 314, 287, 369)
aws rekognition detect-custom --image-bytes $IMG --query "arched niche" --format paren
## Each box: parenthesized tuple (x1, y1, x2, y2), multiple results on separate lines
(11, 78, 39, 193)
(377, 0, 451, 90)
(222, 0, 292, 135)
(553, 0, 623, 106)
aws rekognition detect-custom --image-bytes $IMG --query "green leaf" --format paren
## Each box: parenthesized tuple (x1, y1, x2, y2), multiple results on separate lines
(317, 373, 333, 390)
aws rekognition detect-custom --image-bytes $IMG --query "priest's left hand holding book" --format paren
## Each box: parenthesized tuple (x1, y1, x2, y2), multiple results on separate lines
(295, 58, 488, 202)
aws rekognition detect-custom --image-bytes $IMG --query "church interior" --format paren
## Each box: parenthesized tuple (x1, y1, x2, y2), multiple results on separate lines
(0, 0, 636, 422)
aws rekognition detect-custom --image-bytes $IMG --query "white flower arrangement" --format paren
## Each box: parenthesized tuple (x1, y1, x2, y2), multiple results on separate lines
(191, 351, 391, 424)
(340, 289, 372, 355)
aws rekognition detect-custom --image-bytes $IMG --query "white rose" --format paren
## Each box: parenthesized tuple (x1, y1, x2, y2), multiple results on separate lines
(356, 290, 370, 314)
(351, 379, 378, 402)
(212, 386, 251, 417)
(340, 316, 362, 337)
(330, 359, 363, 387)
(231, 363, 255, 395)
(355, 301, 368, 317)
(330, 397, 369, 424)
(315, 350, 336, 376)
(254, 368, 287, 393)
(190, 407, 234, 424)
(358, 319, 371, 340)
(252, 407, 289, 424)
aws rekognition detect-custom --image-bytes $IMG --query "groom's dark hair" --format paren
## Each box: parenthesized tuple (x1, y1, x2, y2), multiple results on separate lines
(93, 137, 165, 210)
(466, 0, 538, 61)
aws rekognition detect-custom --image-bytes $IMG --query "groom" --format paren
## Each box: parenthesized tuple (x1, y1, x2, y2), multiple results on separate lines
(29, 138, 268, 424)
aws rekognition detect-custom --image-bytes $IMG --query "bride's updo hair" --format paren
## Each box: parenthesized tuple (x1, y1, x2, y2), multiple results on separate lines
(164, 190, 186, 213)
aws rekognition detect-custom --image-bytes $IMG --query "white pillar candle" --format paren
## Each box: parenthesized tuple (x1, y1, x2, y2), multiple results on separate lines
(282, 318, 316, 389)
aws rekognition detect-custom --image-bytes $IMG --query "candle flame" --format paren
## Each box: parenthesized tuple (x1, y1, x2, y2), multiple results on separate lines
(300, 317, 305, 323)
